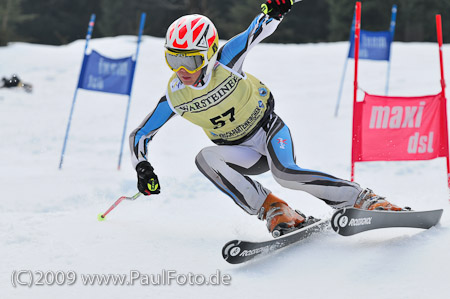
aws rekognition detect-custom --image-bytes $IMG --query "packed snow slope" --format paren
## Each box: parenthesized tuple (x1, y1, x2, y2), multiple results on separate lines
(1, 35, 450, 299)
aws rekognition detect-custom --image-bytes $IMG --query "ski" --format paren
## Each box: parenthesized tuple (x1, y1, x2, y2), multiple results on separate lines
(222, 218, 330, 264)
(331, 207, 443, 236)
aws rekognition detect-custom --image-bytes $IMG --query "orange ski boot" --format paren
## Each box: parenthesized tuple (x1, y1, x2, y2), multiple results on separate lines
(354, 188, 403, 211)
(258, 193, 306, 237)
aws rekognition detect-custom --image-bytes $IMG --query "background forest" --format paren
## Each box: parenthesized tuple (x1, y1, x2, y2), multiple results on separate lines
(1, 0, 450, 46)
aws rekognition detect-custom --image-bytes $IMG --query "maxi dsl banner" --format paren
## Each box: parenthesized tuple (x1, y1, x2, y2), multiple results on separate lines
(77, 50, 135, 95)
(348, 30, 392, 61)
(352, 93, 449, 162)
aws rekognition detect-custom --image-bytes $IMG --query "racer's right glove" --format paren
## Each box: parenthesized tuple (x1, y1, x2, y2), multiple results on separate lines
(136, 161, 161, 195)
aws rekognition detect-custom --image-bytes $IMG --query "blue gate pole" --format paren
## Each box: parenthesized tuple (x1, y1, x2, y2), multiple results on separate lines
(335, 10, 356, 117)
(385, 4, 397, 95)
(117, 12, 146, 170)
(59, 14, 96, 169)
(334, 58, 349, 117)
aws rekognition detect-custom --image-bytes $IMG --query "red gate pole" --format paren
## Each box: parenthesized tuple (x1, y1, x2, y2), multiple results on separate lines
(351, 1, 362, 181)
(436, 14, 450, 195)
(436, 15, 446, 98)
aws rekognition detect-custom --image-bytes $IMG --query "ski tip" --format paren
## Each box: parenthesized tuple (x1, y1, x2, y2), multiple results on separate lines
(435, 208, 444, 222)
(97, 213, 106, 221)
(222, 240, 242, 264)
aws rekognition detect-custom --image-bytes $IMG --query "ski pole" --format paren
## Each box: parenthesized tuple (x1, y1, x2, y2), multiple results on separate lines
(97, 192, 142, 221)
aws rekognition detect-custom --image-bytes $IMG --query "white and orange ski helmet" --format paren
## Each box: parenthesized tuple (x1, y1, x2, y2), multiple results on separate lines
(164, 14, 219, 76)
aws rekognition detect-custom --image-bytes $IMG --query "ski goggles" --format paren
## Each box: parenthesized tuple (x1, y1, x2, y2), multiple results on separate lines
(165, 49, 207, 74)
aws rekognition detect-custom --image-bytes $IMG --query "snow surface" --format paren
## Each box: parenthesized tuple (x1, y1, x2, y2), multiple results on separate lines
(1, 36, 450, 299)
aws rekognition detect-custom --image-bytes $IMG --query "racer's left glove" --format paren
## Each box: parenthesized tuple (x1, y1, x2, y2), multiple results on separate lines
(261, 0, 294, 20)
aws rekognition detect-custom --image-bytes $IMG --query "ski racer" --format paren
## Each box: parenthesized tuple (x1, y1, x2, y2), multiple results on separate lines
(129, 0, 404, 237)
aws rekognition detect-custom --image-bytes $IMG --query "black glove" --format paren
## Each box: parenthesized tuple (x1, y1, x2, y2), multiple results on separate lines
(136, 161, 160, 195)
(261, 0, 293, 20)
